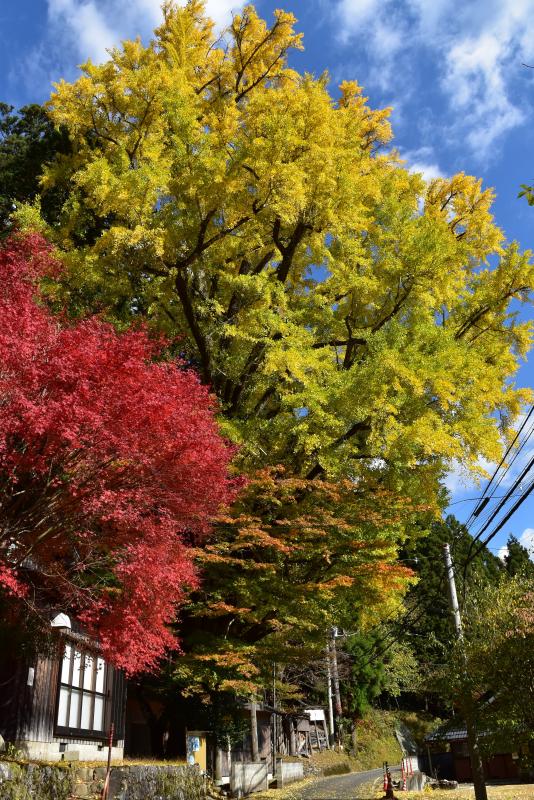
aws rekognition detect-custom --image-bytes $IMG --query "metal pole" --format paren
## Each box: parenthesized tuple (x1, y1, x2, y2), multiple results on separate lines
(443, 544, 487, 800)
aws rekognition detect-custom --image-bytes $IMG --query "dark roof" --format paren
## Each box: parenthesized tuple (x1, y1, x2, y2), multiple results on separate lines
(425, 726, 468, 743)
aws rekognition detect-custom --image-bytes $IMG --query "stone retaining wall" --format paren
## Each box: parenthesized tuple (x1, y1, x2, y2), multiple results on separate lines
(107, 764, 206, 800)
(0, 761, 72, 800)
(0, 760, 207, 800)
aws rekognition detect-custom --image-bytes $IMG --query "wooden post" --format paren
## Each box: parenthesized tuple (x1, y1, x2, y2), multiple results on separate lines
(289, 718, 297, 756)
(250, 700, 259, 762)
(313, 718, 320, 750)
(101, 722, 114, 800)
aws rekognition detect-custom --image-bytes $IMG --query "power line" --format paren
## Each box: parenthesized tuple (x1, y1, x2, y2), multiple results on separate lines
(469, 452, 534, 547)
(344, 413, 534, 671)
(448, 493, 524, 506)
(463, 474, 534, 569)
(464, 405, 534, 527)
(468, 413, 534, 536)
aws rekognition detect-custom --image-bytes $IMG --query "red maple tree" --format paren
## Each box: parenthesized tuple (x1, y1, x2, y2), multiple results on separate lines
(0, 233, 238, 673)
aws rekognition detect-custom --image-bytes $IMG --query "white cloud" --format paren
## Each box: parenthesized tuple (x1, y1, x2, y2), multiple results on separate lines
(333, 0, 534, 160)
(337, 0, 383, 36)
(204, 0, 241, 29)
(402, 146, 445, 182)
(46, 0, 241, 65)
(498, 528, 534, 561)
(15, 0, 242, 100)
(498, 544, 508, 561)
(336, 0, 408, 92)
(48, 0, 117, 63)
(519, 527, 534, 556)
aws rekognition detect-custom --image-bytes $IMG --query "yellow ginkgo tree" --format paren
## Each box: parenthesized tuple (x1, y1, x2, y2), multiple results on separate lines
(39, 2, 533, 503)
(23, 1, 534, 692)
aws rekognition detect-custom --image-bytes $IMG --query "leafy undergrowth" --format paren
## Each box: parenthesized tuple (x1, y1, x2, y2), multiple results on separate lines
(353, 709, 404, 770)
(0, 757, 187, 768)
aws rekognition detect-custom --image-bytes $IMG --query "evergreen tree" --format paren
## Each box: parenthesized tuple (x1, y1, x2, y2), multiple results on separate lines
(401, 515, 503, 699)
(504, 534, 534, 577)
(0, 104, 70, 233)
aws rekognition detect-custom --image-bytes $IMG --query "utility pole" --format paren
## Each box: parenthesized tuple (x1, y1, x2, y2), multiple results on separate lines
(443, 544, 487, 800)
(325, 644, 334, 747)
(272, 662, 277, 774)
(329, 630, 343, 747)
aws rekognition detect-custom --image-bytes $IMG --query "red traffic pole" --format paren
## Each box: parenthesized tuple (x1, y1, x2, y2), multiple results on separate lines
(384, 766, 398, 800)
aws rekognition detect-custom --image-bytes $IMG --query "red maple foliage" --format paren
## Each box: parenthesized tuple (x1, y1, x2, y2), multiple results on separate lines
(0, 234, 238, 674)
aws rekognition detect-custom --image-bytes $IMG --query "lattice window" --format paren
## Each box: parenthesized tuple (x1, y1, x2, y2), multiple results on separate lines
(56, 642, 109, 736)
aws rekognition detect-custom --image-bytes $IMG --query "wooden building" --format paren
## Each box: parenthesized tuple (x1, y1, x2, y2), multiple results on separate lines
(0, 615, 126, 761)
(425, 726, 520, 782)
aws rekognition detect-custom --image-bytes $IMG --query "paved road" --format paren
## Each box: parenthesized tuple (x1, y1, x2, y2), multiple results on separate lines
(298, 766, 395, 799)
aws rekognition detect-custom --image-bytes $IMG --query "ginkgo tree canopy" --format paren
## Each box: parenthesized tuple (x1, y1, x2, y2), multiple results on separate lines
(36, 0, 533, 504)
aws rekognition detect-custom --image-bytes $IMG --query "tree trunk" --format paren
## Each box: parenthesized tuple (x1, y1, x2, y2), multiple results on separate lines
(464, 699, 488, 800)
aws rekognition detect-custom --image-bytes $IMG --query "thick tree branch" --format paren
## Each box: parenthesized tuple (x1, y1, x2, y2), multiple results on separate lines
(312, 337, 367, 349)
(174, 270, 213, 384)
(306, 420, 371, 479)
(453, 285, 528, 341)
(274, 219, 309, 283)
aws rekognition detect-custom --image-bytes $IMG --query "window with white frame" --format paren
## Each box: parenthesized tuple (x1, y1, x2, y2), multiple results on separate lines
(56, 642, 109, 736)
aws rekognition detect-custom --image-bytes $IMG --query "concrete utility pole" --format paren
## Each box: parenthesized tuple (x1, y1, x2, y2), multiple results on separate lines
(329, 632, 343, 718)
(443, 544, 487, 800)
(325, 645, 334, 747)
(329, 631, 343, 747)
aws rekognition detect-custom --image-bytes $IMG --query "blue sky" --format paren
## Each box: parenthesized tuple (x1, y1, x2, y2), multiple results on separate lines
(2, 0, 534, 559)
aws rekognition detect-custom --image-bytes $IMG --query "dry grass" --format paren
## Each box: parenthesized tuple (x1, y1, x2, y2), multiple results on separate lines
(410, 788, 534, 800)
(358, 783, 534, 800)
